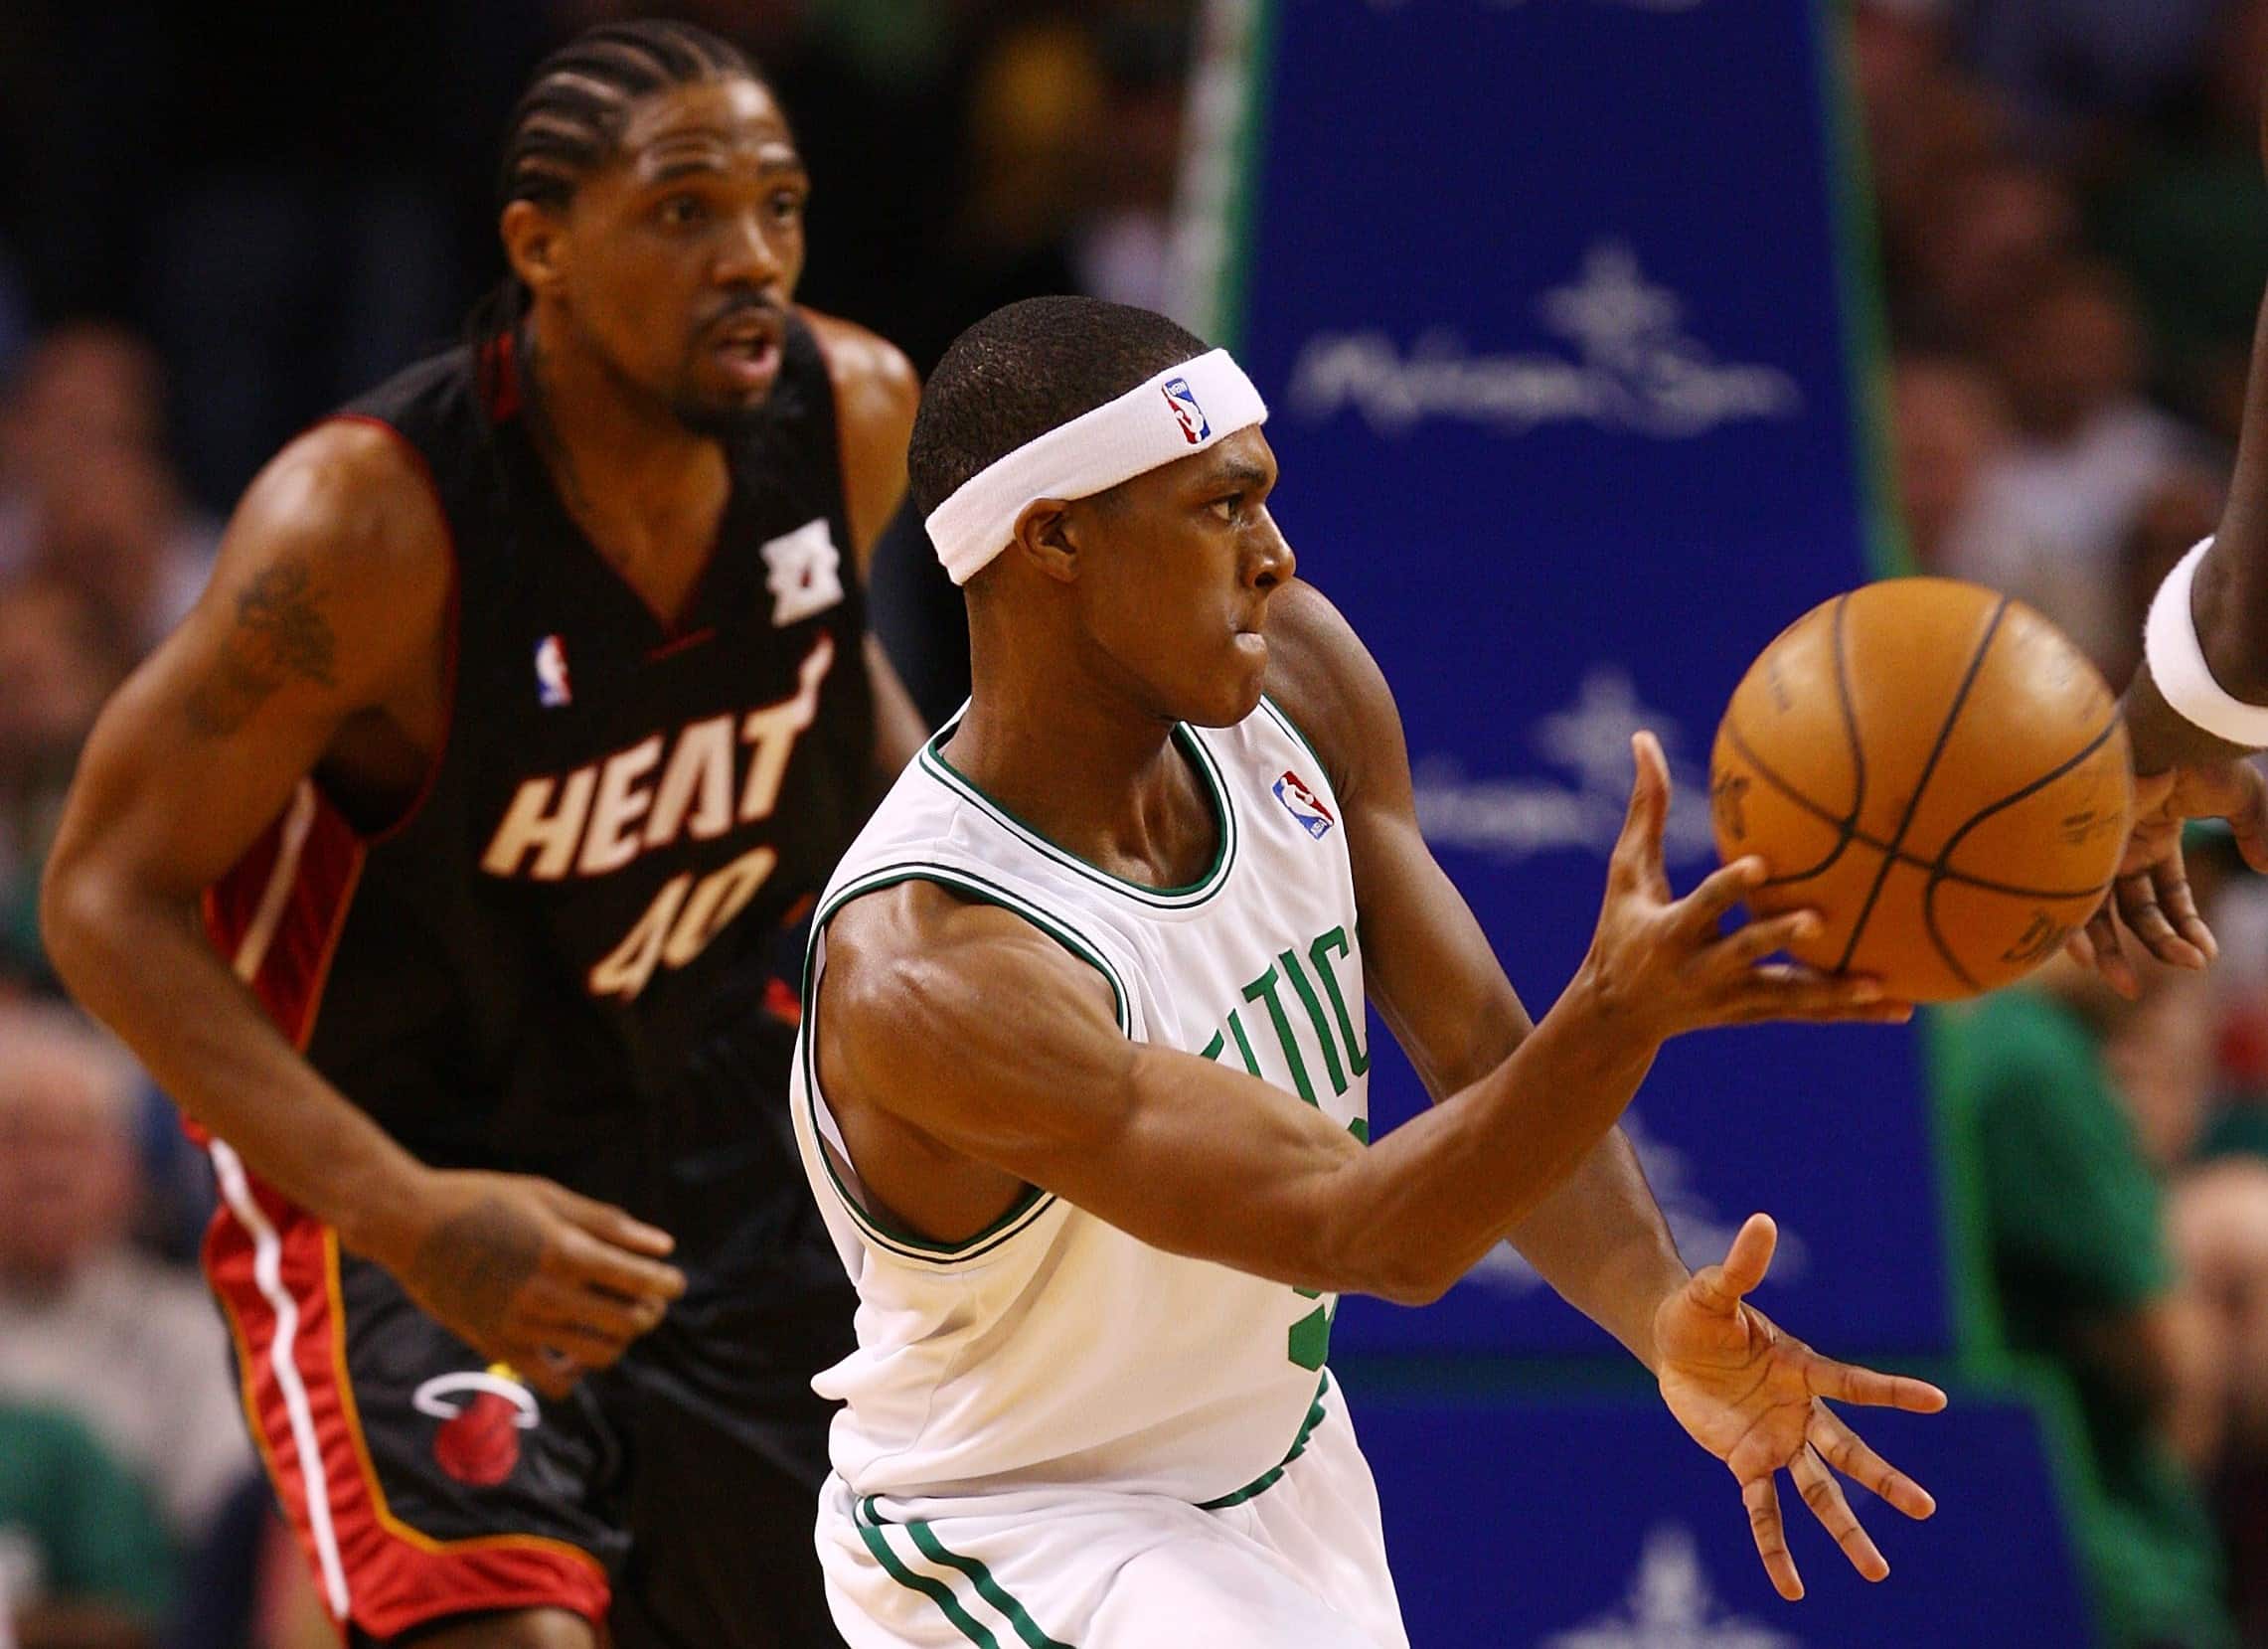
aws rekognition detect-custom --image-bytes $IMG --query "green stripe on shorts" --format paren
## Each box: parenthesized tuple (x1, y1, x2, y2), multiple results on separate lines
(903, 1520, 1074, 1649)
(856, 1517, 1003, 1649)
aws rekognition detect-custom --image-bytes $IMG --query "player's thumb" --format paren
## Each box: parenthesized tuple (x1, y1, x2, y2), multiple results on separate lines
(1612, 732, 1671, 880)
(1720, 1211, 1777, 1295)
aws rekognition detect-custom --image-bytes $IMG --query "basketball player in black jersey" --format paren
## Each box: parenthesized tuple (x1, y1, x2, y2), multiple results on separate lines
(42, 23, 922, 1649)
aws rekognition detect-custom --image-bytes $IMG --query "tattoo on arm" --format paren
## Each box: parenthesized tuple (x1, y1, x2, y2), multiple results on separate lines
(184, 559, 339, 736)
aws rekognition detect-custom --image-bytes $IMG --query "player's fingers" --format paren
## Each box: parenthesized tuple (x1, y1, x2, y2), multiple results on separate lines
(2117, 866, 2206, 970)
(2085, 903, 2141, 998)
(1725, 965, 1908, 1025)
(524, 1273, 666, 1343)
(1708, 907, 1822, 968)
(1801, 1351, 1947, 1414)
(540, 1183, 679, 1258)
(1610, 733, 1672, 890)
(1742, 1473, 1803, 1601)
(1792, 1444, 1888, 1582)
(1811, 1408, 1937, 1520)
(2064, 920, 2100, 970)
(2229, 766, 2268, 874)
(1683, 1216, 1776, 1315)
(1674, 855, 1770, 934)
(1717, 1212, 1778, 1297)
(499, 1340, 583, 1399)
(2154, 862, 2217, 963)
(511, 1309, 640, 1370)
(553, 1225, 689, 1306)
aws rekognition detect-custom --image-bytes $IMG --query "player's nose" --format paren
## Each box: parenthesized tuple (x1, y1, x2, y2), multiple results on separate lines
(713, 209, 786, 288)
(1246, 511, 1295, 590)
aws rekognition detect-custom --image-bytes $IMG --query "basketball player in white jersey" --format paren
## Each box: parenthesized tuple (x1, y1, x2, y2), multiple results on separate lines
(790, 297, 1946, 1648)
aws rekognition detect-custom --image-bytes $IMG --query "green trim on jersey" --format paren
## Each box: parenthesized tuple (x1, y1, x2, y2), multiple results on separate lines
(918, 715, 1239, 908)
(803, 862, 1135, 1265)
(1257, 693, 1331, 785)
(1197, 1373, 1331, 1509)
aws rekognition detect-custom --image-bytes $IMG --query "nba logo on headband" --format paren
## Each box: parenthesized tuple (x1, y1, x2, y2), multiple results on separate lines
(1162, 378, 1210, 444)
(925, 348, 1267, 584)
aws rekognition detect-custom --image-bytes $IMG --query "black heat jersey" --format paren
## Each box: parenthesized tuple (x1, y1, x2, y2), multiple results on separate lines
(204, 316, 876, 1222)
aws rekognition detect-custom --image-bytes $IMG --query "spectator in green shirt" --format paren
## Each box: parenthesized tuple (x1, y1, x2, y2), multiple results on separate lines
(0, 1400, 172, 1649)
(1940, 966, 2233, 1649)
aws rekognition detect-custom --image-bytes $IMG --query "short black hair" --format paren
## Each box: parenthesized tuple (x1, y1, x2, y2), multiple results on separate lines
(907, 296, 1211, 518)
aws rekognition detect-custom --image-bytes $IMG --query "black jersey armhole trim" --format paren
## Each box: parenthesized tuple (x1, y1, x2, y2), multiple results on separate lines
(313, 412, 460, 848)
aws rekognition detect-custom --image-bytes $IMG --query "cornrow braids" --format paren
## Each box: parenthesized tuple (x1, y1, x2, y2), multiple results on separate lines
(498, 19, 761, 214)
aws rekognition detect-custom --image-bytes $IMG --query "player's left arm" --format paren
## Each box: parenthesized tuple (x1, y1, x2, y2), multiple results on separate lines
(1266, 583, 1942, 1599)
(805, 306, 930, 782)
(1262, 580, 1691, 1368)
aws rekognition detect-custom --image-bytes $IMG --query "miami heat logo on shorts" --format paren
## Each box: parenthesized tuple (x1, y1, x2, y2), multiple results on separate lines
(413, 1365, 541, 1486)
(1273, 769, 1335, 839)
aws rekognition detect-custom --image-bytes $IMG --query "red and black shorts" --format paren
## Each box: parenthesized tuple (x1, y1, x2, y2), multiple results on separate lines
(203, 1145, 852, 1647)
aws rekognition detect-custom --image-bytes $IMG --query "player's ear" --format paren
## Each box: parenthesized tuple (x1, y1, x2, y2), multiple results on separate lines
(1010, 499, 1080, 584)
(500, 201, 568, 297)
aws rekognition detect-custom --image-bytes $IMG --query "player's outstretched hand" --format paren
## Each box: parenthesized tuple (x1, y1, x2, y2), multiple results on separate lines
(1654, 1213, 1945, 1601)
(2065, 760, 2268, 997)
(1581, 733, 1912, 1042)
(370, 1171, 689, 1398)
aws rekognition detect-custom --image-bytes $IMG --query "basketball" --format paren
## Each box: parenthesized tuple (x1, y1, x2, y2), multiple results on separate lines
(1708, 577, 2135, 1003)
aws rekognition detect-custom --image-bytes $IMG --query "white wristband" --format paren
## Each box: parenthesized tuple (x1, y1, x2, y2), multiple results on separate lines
(2143, 538, 2268, 747)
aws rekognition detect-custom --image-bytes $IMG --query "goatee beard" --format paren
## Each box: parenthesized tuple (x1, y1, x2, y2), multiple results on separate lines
(671, 396, 768, 439)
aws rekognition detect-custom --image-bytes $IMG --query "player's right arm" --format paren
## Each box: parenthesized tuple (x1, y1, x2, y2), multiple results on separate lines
(816, 742, 1905, 1305)
(41, 422, 683, 1394)
(2069, 108, 2268, 986)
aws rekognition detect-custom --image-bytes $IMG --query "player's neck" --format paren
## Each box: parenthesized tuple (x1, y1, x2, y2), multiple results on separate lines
(521, 318, 729, 531)
(948, 665, 1215, 890)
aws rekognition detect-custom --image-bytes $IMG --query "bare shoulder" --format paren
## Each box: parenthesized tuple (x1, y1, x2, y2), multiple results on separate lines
(820, 880, 1121, 1099)
(825, 880, 1112, 1024)
(223, 418, 453, 607)
(174, 418, 453, 731)
(799, 307, 920, 445)
(1261, 578, 1411, 808)
(799, 307, 920, 566)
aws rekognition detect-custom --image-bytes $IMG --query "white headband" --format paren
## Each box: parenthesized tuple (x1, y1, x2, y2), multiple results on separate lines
(2144, 538, 2268, 746)
(924, 348, 1269, 585)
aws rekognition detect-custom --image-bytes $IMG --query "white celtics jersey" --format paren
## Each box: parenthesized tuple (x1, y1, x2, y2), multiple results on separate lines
(790, 696, 1371, 1508)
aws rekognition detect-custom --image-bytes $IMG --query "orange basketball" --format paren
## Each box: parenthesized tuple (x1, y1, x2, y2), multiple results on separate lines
(1708, 577, 2134, 1003)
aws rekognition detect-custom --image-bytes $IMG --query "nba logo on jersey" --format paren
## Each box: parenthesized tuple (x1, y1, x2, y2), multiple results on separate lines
(1273, 769, 1334, 839)
(534, 634, 571, 708)
(1162, 378, 1210, 444)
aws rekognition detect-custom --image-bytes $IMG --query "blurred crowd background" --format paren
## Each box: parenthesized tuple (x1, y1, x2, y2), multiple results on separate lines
(5, 1, 2268, 1646)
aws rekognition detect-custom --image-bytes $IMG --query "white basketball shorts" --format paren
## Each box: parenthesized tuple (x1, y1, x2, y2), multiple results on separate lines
(814, 1375, 1408, 1648)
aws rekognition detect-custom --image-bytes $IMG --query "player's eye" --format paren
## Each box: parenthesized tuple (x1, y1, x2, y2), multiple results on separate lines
(659, 194, 708, 227)
(770, 190, 805, 224)
(1209, 495, 1242, 524)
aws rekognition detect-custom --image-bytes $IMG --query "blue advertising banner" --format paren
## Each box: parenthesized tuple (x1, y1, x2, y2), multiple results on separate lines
(1224, 0, 1950, 1356)
(1341, 1381, 2095, 1648)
